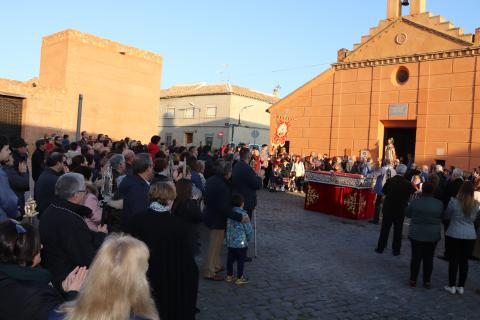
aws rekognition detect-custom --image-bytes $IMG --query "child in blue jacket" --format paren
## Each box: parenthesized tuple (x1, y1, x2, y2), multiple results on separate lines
(225, 194, 253, 285)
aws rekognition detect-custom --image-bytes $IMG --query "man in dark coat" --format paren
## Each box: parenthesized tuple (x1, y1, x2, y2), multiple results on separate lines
(376, 164, 415, 256)
(434, 165, 447, 201)
(31, 139, 46, 182)
(3, 159, 29, 218)
(198, 145, 214, 179)
(118, 153, 153, 232)
(77, 130, 89, 147)
(232, 148, 263, 220)
(34, 152, 65, 216)
(39, 173, 106, 289)
(8, 138, 30, 216)
(203, 160, 246, 280)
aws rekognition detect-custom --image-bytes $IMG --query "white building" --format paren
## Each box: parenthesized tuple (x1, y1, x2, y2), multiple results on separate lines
(159, 83, 279, 148)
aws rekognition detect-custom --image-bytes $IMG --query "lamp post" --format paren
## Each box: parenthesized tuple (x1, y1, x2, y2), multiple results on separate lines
(179, 102, 201, 118)
(230, 104, 255, 144)
(187, 101, 201, 116)
(75, 94, 83, 142)
(238, 104, 254, 125)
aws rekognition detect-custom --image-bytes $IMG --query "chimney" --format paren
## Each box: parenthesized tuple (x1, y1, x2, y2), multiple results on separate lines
(387, 0, 402, 19)
(410, 0, 426, 15)
(475, 28, 480, 45)
(337, 48, 349, 62)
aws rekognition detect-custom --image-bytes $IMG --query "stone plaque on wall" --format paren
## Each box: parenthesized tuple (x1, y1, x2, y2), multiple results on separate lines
(389, 104, 408, 117)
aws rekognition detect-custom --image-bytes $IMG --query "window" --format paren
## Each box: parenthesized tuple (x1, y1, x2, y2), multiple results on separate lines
(206, 105, 217, 118)
(185, 108, 194, 118)
(166, 107, 175, 118)
(185, 132, 193, 144)
(395, 66, 409, 85)
(166, 134, 172, 146)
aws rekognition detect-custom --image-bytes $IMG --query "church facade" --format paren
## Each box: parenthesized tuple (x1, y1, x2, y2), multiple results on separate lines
(269, 0, 480, 170)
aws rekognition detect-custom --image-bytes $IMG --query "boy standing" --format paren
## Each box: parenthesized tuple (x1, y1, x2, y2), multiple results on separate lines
(226, 194, 253, 285)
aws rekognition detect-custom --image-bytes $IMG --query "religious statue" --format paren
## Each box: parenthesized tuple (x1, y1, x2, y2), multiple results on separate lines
(101, 163, 114, 201)
(24, 197, 39, 222)
(385, 138, 396, 164)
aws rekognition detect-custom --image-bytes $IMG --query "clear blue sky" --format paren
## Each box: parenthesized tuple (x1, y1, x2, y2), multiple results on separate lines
(1, 0, 479, 97)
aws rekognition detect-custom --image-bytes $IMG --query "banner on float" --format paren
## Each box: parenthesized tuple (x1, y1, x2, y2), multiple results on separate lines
(271, 115, 293, 150)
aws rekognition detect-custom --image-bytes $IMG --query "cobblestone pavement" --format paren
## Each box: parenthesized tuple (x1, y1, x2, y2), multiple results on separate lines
(195, 190, 479, 320)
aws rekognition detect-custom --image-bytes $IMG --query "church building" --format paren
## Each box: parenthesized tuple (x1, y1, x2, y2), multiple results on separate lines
(269, 0, 480, 170)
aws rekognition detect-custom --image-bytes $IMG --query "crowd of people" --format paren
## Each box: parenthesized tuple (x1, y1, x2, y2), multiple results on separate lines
(1, 130, 480, 319)
(371, 160, 480, 295)
(0, 132, 265, 320)
(238, 145, 480, 295)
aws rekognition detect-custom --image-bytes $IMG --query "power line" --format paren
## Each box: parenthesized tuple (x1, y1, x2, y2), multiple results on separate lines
(227, 61, 333, 80)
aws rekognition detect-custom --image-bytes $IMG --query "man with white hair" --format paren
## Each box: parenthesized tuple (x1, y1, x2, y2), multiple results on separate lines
(39, 173, 107, 289)
(420, 165, 429, 183)
(434, 164, 447, 200)
(375, 164, 415, 256)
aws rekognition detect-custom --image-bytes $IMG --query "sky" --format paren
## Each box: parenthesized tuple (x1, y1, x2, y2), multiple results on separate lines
(1, 1, 479, 97)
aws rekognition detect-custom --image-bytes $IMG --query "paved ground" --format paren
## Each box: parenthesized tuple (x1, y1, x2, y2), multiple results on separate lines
(195, 190, 479, 320)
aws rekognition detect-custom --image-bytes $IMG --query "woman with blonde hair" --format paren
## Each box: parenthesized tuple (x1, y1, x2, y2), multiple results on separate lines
(50, 234, 159, 320)
(130, 181, 199, 320)
(443, 181, 480, 295)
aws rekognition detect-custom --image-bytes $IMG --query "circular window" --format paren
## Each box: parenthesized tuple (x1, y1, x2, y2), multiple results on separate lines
(396, 67, 409, 85)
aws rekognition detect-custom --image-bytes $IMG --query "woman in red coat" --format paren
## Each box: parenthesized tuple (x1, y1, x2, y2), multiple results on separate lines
(147, 135, 161, 161)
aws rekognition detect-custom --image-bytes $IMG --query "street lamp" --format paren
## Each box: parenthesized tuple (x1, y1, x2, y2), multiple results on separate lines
(238, 104, 254, 125)
(230, 104, 255, 144)
(179, 101, 201, 118)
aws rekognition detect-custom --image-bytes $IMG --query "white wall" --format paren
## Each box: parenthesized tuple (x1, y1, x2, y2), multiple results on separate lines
(159, 93, 271, 148)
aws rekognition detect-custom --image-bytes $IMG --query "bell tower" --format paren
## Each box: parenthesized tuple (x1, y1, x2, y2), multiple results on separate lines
(387, 0, 402, 19)
(387, 0, 426, 19)
(410, 0, 426, 15)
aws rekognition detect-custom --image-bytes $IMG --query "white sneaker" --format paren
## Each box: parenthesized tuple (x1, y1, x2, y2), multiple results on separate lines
(456, 287, 464, 295)
(444, 286, 456, 294)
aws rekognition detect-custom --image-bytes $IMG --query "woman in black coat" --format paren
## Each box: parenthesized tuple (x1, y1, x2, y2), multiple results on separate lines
(0, 220, 86, 320)
(172, 179, 202, 255)
(130, 182, 198, 320)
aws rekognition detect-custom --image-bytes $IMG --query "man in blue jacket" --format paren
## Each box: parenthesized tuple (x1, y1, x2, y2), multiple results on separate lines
(232, 148, 263, 220)
(0, 136, 18, 220)
(203, 160, 247, 280)
(119, 153, 153, 232)
(6, 137, 30, 217)
(34, 152, 65, 216)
